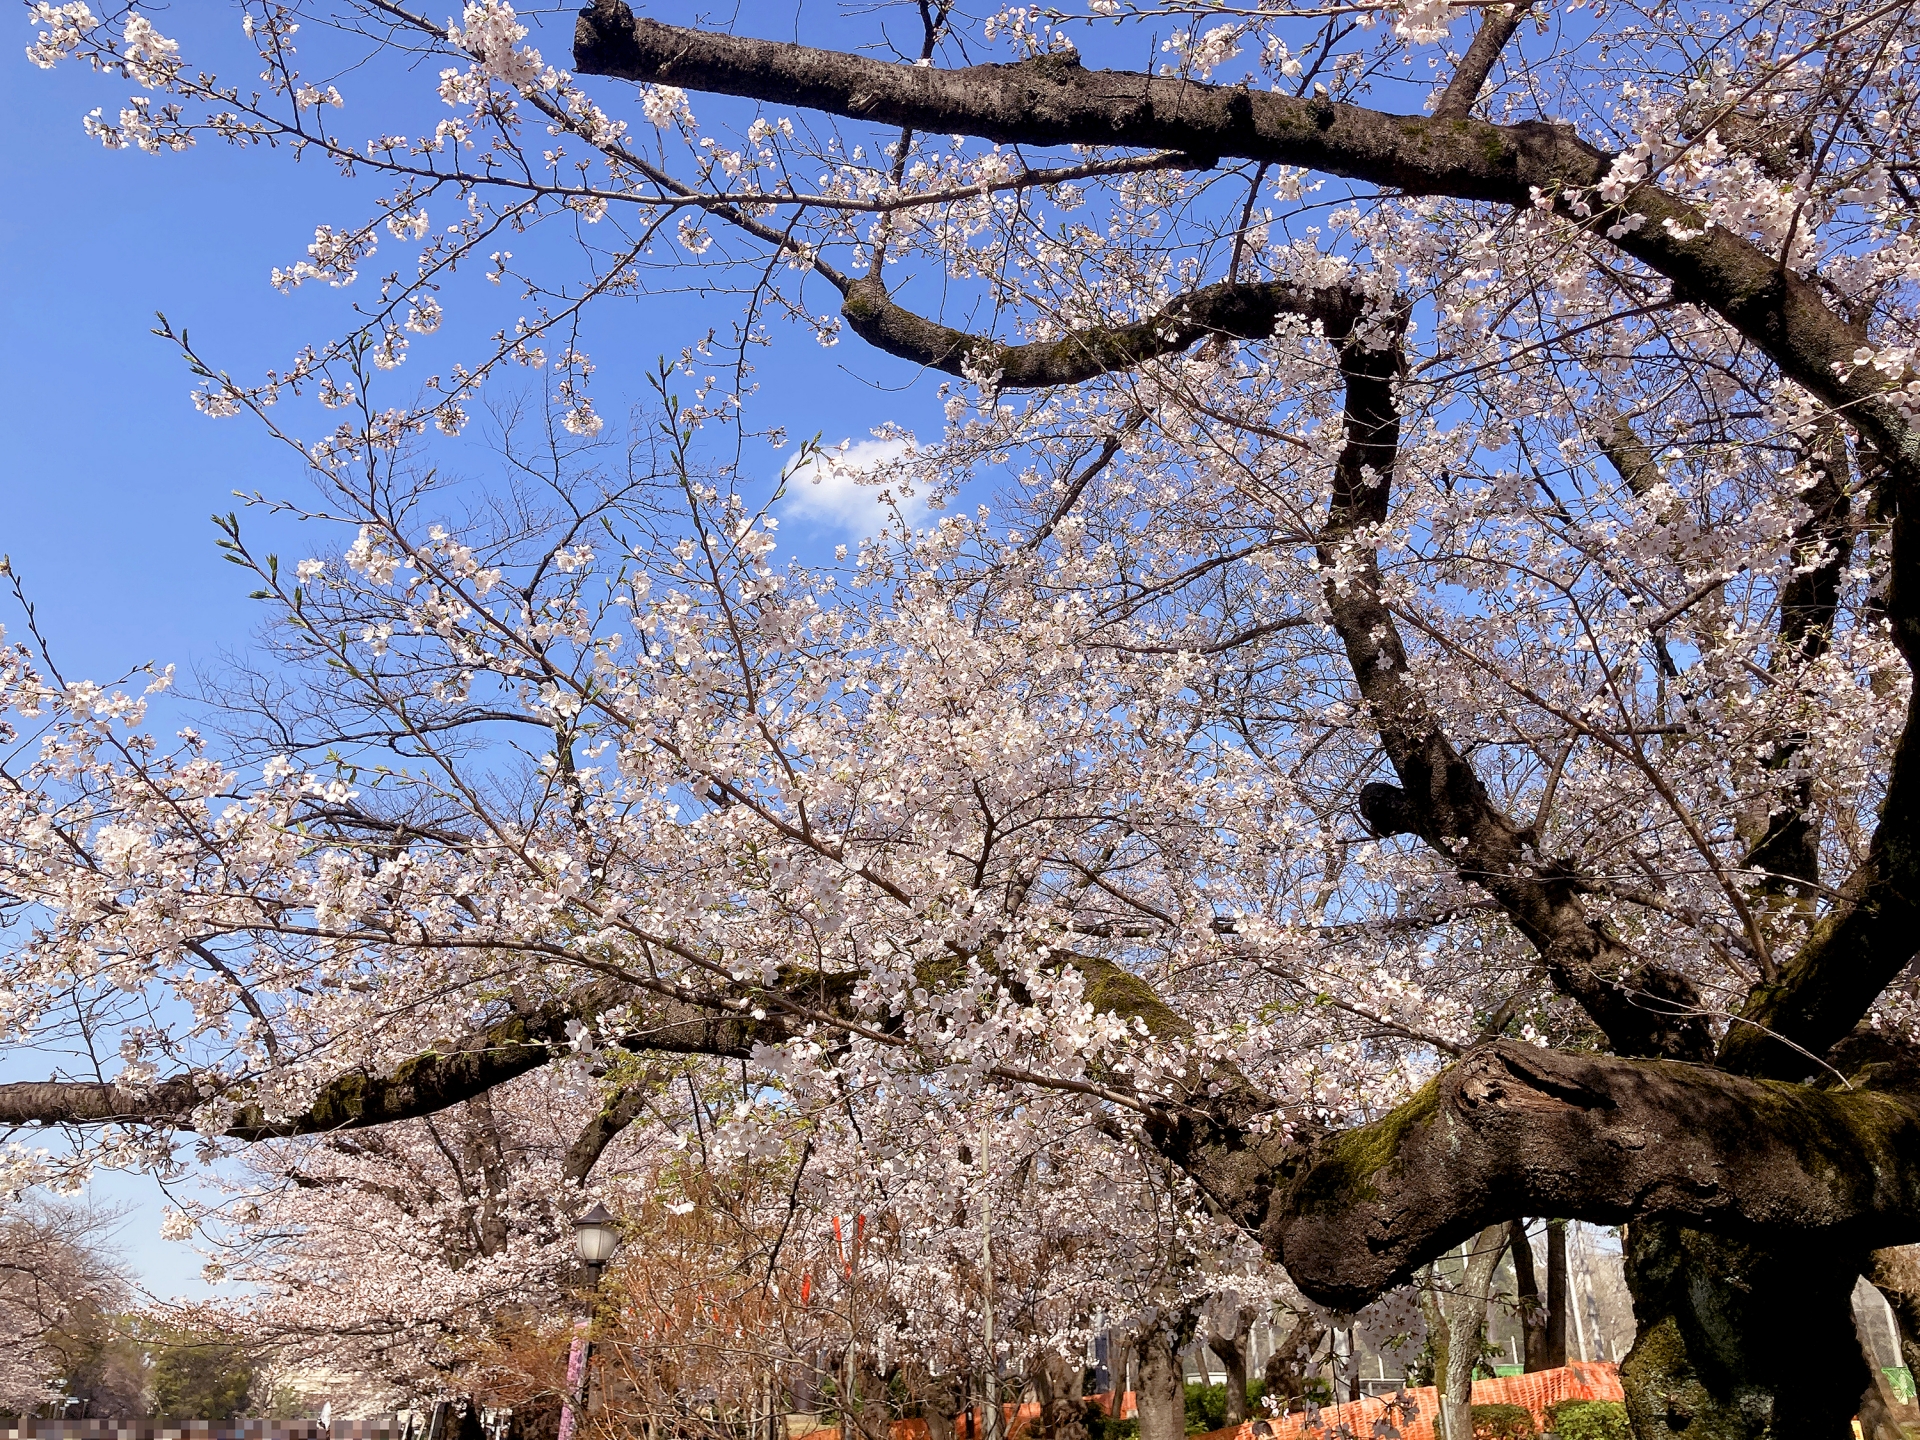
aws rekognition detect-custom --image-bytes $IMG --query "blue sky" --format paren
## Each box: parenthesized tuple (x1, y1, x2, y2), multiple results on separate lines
(0, 1, 951, 1300)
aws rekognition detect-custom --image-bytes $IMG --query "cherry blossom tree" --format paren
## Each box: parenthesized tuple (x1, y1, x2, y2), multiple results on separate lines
(10, 0, 1920, 1435)
(0, 1187, 133, 1412)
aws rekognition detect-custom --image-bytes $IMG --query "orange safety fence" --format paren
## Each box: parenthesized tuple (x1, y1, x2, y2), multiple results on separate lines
(1191, 1362, 1624, 1440)
(797, 1365, 1621, 1440)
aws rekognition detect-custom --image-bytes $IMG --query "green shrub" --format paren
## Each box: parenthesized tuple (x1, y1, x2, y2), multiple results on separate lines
(1469, 1402, 1536, 1439)
(1177, 1380, 1283, 1433)
(1545, 1400, 1631, 1440)
(1184, 1382, 1228, 1433)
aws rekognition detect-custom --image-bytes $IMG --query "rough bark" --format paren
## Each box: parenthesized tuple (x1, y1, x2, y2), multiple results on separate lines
(1595, 407, 1668, 503)
(561, 1078, 656, 1184)
(840, 274, 1366, 389)
(1620, 1221, 1869, 1440)
(1432, 3, 1533, 121)
(1134, 1318, 1188, 1440)
(1027, 1348, 1089, 1440)
(1270, 1041, 1920, 1312)
(0, 980, 786, 1139)
(0, 1002, 581, 1139)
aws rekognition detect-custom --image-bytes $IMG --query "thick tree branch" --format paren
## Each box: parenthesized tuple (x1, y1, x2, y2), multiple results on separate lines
(0, 1004, 576, 1139)
(0, 984, 782, 1139)
(561, 1077, 657, 1184)
(1593, 406, 1666, 501)
(838, 273, 1364, 388)
(1320, 317, 1712, 1060)
(572, 4, 1912, 474)
(1271, 1040, 1920, 1311)
(1719, 455, 1920, 1079)
(1433, 3, 1532, 121)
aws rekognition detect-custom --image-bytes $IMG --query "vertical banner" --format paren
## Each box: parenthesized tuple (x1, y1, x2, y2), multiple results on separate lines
(555, 1319, 591, 1440)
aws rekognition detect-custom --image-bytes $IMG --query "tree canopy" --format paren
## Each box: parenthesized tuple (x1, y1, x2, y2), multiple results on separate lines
(7, 0, 1920, 1434)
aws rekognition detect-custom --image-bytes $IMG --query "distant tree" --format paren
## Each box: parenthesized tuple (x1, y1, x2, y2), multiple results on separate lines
(47, 1303, 150, 1419)
(148, 1331, 255, 1422)
(0, 1201, 131, 1413)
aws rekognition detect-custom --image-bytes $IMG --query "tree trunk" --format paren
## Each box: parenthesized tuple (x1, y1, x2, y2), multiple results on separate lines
(1106, 1332, 1134, 1410)
(909, 1365, 962, 1440)
(978, 1365, 1002, 1440)
(1260, 1311, 1324, 1416)
(1417, 1270, 1449, 1392)
(848, 1355, 894, 1440)
(1508, 1220, 1550, 1372)
(1438, 1226, 1508, 1440)
(1203, 1296, 1257, 1425)
(1620, 1221, 1869, 1439)
(1216, 1341, 1249, 1424)
(1136, 1323, 1187, 1440)
(1544, 1220, 1569, 1369)
(1028, 1349, 1088, 1440)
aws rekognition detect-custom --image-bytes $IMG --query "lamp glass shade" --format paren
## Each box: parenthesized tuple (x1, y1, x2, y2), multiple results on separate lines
(573, 1202, 621, 1265)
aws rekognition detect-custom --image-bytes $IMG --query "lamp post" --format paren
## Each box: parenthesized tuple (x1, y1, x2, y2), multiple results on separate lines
(557, 1204, 622, 1440)
(574, 1202, 622, 1283)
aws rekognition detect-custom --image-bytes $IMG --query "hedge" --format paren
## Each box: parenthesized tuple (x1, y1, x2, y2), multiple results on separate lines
(1545, 1400, 1631, 1440)
(1469, 1403, 1536, 1439)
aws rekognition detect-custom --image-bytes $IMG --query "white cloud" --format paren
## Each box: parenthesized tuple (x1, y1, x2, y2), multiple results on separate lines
(780, 437, 924, 541)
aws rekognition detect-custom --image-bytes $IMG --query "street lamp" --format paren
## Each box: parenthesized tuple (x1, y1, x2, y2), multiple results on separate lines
(573, 1202, 622, 1283)
(558, 1203, 622, 1440)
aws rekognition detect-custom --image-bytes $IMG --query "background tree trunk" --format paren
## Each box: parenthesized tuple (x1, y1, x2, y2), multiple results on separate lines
(1106, 1331, 1135, 1407)
(1544, 1221, 1569, 1369)
(1620, 1221, 1868, 1439)
(1028, 1349, 1088, 1440)
(908, 1366, 961, 1440)
(1438, 1227, 1508, 1440)
(1507, 1221, 1551, 1372)
(1203, 1294, 1258, 1424)
(1135, 1319, 1188, 1440)
(1259, 1311, 1325, 1416)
